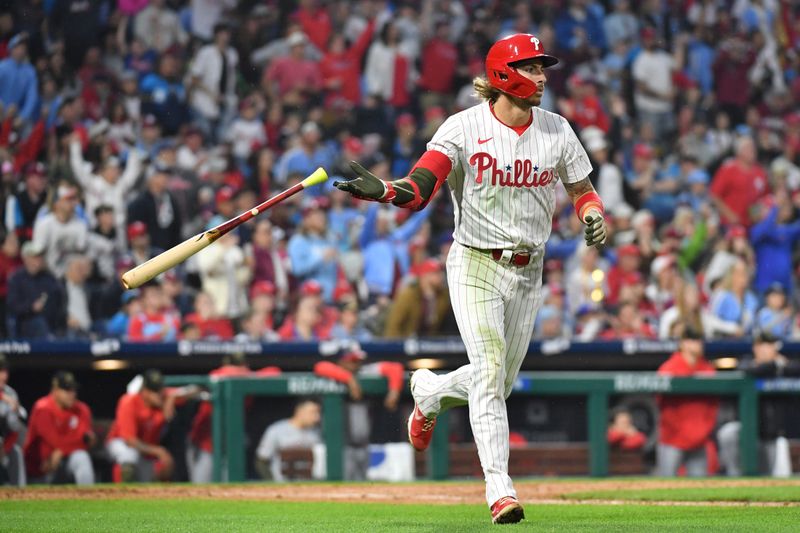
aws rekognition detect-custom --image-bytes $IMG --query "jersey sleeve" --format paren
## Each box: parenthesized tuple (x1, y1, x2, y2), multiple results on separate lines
(425, 115, 464, 169)
(557, 118, 593, 184)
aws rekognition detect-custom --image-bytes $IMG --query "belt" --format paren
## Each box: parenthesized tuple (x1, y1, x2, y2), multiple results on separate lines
(464, 244, 532, 266)
(491, 249, 531, 266)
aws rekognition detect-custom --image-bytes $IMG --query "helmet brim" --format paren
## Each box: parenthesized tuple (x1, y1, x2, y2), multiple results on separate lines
(509, 55, 559, 69)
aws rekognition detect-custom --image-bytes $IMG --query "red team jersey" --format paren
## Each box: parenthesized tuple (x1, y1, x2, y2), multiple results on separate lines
(106, 393, 167, 447)
(23, 394, 94, 477)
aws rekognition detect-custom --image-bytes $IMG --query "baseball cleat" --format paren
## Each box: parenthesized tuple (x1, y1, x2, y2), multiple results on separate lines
(490, 496, 525, 524)
(407, 370, 437, 451)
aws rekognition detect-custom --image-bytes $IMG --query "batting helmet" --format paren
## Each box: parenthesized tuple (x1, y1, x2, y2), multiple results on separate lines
(485, 34, 559, 99)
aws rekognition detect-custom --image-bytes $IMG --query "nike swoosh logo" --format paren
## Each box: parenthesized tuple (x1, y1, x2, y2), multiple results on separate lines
(477, 137, 493, 145)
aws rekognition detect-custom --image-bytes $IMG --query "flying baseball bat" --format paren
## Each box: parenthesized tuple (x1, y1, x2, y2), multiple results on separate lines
(121, 167, 328, 290)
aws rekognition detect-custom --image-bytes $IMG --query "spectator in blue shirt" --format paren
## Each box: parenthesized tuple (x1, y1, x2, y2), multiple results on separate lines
(685, 30, 716, 96)
(554, 0, 607, 51)
(754, 284, 792, 339)
(360, 203, 431, 301)
(0, 34, 39, 126)
(749, 194, 800, 296)
(287, 200, 339, 303)
(710, 258, 759, 336)
(275, 122, 335, 190)
(140, 53, 189, 135)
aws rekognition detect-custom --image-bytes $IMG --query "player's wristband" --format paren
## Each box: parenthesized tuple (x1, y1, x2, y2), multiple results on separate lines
(574, 191, 604, 222)
(378, 181, 397, 203)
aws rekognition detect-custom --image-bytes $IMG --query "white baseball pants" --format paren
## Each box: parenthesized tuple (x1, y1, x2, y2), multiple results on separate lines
(413, 241, 543, 506)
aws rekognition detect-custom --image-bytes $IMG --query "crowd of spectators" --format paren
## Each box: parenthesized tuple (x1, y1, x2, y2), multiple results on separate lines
(0, 0, 799, 343)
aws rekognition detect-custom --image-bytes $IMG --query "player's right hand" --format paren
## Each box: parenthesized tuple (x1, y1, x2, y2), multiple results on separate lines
(333, 161, 389, 201)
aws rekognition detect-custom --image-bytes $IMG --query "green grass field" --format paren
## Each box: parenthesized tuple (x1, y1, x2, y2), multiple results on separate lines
(2, 480, 799, 532)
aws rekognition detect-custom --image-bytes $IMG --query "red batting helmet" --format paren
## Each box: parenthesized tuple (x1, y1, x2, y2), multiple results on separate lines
(485, 33, 559, 99)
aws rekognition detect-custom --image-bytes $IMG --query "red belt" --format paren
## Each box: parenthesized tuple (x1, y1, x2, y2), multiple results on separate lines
(490, 249, 531, 266)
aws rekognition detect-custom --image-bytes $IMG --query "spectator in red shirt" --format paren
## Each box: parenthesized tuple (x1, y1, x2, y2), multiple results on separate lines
(127, 282, 180, 341)
(656, 326, 719, 476)
(606, 244, 642, 305)
(313, 344, 404, 480)
(710, 136, 769, 227)
(182, 292, 234, 340)
(600, 302, 656, 339)
(263, 32, 322, 106)
(106, 370, 184, 482)
(294, 0, 332, 52)
(418, 21, 458, 99)
(607, 407, 646, 451)
(0, 232, 21, 336)
(23, 371, 95, 485)
(277, 290, 332, 341)
(557, 75, 610, 134)
(320, 19, 375, 109)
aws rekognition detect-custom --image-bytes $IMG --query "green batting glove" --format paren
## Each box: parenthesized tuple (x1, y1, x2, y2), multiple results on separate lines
(333, 161, 389, 201)
(583, 211, 607, 248)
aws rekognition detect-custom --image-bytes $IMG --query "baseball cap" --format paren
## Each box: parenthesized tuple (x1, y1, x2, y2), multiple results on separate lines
(23, 161, 46, 178)
(20, 240, 45, 257)
(339, 345, 367, 363)
(302, 196, 330, 216)
(52, 370, 79, 391)
(250, 280, 276, 298)
(0, 353, 7, 370)
(127, 221, 148, 240)
(726, 225, 747, 239)
(300, 280, 323, 296)
(617, 243, 640, 257)
(633, 143, 655, 159)
(55, 185, 78, 201)
(8, 32, 28, 50)
(396, 113, 415, 128)
(680, 325, 703, 341)
(650, 254, 675, 277)
(753, 330, 779, 344)
(765, 282, 786, 296)
(142, 114, 159, 128)
(142, 369, 164, 392)
(215, 186, 235, 205)
(121, 289, 141, 305)
(287, 32, 307, 47)
(686, 169, 709, 185)
(343, 136, 364, 155)
(300, 121, 320, 136)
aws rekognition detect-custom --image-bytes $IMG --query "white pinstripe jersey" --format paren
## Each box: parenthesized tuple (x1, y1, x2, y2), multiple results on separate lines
(428, 102, 592, 250)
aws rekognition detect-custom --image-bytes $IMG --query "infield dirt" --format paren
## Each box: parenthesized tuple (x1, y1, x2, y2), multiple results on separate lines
(3, 478, 799, 506)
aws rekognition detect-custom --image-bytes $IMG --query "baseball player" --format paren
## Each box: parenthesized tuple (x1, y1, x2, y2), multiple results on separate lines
(335, 34, 606, 524)
(23, 371, 95, 485)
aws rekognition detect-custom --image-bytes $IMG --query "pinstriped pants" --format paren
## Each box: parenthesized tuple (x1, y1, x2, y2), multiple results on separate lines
(415, 241, 543, 506)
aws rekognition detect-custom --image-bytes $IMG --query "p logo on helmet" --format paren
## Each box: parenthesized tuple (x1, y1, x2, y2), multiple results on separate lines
(485, 33, 559, 99)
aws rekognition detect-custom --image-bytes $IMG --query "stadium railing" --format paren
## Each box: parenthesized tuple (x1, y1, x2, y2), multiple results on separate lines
(164, 371, 800, 482)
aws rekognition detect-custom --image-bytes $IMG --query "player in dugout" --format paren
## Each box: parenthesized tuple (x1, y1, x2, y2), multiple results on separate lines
(106, 369, 199, 482)
(23, 371, 95, 485)
(313, 344, 404, 480)
(187, 353, 281, 483)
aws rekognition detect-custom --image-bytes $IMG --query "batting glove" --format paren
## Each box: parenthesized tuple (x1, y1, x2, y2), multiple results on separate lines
(583, 210, 607, 247)
(333, 161, 395, 202)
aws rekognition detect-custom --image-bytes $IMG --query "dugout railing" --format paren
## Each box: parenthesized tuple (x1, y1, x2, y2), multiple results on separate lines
(164, 372, 800, 482)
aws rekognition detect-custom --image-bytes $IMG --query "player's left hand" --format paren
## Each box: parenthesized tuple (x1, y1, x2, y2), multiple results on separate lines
(583, 211, 607, 247)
